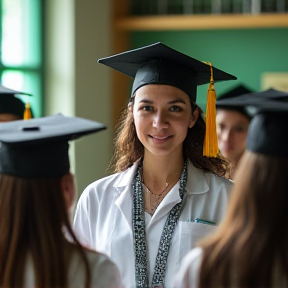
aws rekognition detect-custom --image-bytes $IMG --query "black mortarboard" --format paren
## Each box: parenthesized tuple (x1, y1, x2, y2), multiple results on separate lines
(0, 114, 106, 178)
(98, 42, 237, 102)
(215, 89, 288, 156)
(0, 84, 32, 119)
(217, 84, 253, 100)
(216, 84, 254, 118)
(216, 88, 288, 108)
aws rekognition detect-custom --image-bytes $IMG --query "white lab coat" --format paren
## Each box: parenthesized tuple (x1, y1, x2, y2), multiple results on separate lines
(172, 247, 203, 288)
(73, 160, 233, 288)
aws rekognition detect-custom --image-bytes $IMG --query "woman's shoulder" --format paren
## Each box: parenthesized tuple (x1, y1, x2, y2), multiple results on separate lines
(187, 161, 233, 194)
(69, 248, 122, 288)
(87, 162, 138, 190)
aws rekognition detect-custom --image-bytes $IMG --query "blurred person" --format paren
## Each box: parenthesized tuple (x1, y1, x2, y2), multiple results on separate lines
(0, 114, 122, 288)
(216, 84, 253, 180)
(173, 90, 288, 288)
(0, 84, 33, 122)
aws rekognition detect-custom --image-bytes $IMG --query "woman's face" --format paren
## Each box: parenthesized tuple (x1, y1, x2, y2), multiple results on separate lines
(133, 84, 198, 158)
(216, 109, 250, 163)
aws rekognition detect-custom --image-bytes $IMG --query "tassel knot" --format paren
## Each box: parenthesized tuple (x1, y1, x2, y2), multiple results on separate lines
(23, 102, 32, 120)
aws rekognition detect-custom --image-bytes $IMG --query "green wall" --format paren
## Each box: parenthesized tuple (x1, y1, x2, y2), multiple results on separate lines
(131, 28, 288, 111)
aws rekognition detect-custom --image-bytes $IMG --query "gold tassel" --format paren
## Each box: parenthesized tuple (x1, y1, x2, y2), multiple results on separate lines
(203, 62, 219, 157)
(23, 102, 32, 120)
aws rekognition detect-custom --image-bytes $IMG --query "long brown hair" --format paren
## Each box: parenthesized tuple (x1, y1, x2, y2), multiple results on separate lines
(198, 151, 288, 287)
(110, 98, 229, 176)
(0, 174, 91, 288)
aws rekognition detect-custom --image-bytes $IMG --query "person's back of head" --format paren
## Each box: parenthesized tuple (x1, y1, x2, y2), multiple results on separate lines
(0, 114, 106, 288)
(198, 91, 288, 288)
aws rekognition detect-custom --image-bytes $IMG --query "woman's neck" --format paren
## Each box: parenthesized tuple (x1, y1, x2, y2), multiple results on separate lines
(142, 152, 184, 194)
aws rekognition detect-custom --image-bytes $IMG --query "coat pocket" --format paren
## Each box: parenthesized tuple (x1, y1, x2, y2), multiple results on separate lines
(177, 221, 217, 265)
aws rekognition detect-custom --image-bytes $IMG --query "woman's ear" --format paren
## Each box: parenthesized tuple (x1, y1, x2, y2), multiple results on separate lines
(61, 173, 76, 211)
(189, 107, 200, 128)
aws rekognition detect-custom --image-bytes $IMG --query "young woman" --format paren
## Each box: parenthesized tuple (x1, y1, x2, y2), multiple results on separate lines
(0, 114, 121, 288)
(73, 42, 236, 288)
(173, 94, 288, 288)
(216, 84, 253, 180)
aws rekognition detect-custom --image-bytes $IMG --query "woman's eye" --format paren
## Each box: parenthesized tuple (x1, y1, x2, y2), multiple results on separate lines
(170, 106, 181, 112)
(234, 126, 246, 132)
(140, 105, 153, 111)
(217, 124, 225, 131)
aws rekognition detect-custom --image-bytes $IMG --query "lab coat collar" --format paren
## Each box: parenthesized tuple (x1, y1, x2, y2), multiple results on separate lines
(186, 161, 210, 195)
(113, 160, 210, 231)
(113, 159, 210, 194)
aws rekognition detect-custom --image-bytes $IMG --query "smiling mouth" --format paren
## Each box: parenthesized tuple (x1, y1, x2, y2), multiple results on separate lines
(149, 135, 173, 140)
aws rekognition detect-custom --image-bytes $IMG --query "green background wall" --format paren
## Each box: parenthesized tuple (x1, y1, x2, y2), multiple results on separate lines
(131, 28, 288, 111)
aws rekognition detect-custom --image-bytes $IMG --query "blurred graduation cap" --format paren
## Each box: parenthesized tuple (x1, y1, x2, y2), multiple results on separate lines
(217, 84, 253, 100)
(216, 84, 254, 118)
(98, 42, 236, 102)
(216, 88, 288, 109)
(0, 114, 106, 178)
(215, 89, 288, 156)
(0, 84, 32, 120)
(98, 42, 237, 157)
(0, 84, 34, 120)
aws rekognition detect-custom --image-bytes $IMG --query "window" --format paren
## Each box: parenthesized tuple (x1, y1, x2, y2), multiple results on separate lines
(0, 0, 44, 117)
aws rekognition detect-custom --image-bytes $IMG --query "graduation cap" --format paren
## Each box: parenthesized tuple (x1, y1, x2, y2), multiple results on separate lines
(217, 88, 288, 108)
(215, 89, 288, 156)
(98, 42, 236, 102)
(216, 84, 254, 118)
(0, 84, 32, 120)
(98, 42, 237, 157)
(0, 114, 106, 178)
(217, 84, 253, 100)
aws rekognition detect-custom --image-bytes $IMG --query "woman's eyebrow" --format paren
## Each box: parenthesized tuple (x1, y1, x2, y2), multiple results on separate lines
(139, 99, 153, 104)
(168, 99, 187, 105)
(138, 99, 187, 104)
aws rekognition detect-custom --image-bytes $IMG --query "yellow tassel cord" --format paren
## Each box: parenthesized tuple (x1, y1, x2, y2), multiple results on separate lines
(23, 102, 32, 120)
(203, 62, 219, 157)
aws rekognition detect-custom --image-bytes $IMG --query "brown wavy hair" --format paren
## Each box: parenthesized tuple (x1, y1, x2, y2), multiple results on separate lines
(110, 97, 229, 176)
(0, 174, 91, 288)
(198, 151, 288, 287)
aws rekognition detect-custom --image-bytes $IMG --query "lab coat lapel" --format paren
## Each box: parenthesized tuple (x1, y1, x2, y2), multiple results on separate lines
(149, 183, 182, 226)
(114, 162, 138, 231)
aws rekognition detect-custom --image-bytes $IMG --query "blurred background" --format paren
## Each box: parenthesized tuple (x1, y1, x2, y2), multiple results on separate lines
(0, 0, 287, 194)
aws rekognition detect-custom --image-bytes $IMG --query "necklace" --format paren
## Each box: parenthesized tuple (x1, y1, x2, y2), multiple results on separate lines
(142, 182, 169, 216)
(141, 172, 170, 215)
(142, 181, 169, 197)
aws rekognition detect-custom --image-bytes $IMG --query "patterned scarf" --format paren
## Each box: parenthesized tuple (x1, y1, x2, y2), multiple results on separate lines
(132, 159, 188, 288)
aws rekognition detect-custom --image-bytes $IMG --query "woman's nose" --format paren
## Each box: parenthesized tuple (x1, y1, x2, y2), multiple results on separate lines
(221, 129, 231, 141)
(152, 111, 169, 130)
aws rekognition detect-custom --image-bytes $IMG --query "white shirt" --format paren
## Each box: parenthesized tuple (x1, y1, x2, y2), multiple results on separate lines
(73, 160, 233, 288)
(24, 248, 122, 288)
